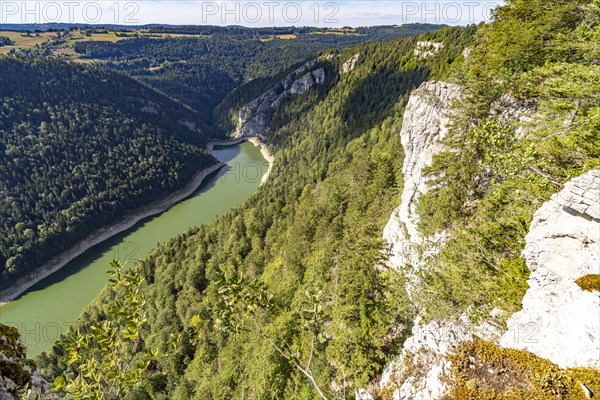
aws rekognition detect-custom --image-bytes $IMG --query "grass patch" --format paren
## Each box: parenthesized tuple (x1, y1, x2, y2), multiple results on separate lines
(311, 31, 364, 36)
(66, 30, 125, 43)
(0, 30, 55, 53)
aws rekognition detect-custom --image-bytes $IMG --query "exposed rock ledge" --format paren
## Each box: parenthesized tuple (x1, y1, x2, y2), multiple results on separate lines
(377, 170, 600, 399)
(380, 170, 600, 400)
(374, 81, 468, 399)
(376, 80, 595, 399)
(414, 41, 444, 59)
(342, 53, 361, 73)
(0, 369, 58, 400)
(382, 82, 537, 272)
(499, 169, 600, 369)
(237, 58, 326, 138)
(379, 316, 502, 400)
(382, 81, 463, 271)
(0, 324, 59, 399)
(381, 78, 538, 282)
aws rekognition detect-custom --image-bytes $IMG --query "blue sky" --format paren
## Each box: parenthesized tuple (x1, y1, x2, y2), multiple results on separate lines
(0, 1, 504, 27)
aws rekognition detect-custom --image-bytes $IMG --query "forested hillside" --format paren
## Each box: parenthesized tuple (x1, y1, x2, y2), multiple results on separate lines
(413, 0, 600, 320)
(31, 0, 600, 398)
(39, 25, 477, 398)
(69, 24, 443, 121)
(0, 57, 216, 291)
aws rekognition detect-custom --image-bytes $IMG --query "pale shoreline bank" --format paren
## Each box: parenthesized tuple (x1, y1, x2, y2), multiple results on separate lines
(206, 136, 274, 185)
(248, 137, 275, 185)
(0, 137, 273, 306)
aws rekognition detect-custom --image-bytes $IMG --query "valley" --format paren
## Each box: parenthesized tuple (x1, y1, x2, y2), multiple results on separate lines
(0, 141, 269, 357)
(0, 1, 599, 399)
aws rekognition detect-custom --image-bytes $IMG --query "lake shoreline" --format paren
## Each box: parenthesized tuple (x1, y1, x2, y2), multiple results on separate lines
(0, 137, 273, 306)
(0, 161, 225, 306)
(206, 136, 274, 185)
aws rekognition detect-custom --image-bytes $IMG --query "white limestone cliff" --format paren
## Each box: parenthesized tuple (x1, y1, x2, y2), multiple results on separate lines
(377, 81, 468, 400)
(342, 53, 361, 74)
(414, 41, 444, 59)
(382, 81, 463, 271)
(377, 81, 598, 399)
(379, 317, 502, 400)
(499, 170, 600, 369)
(236, 58, 326, 138)
(0, 327, 59, 400)
(379, 169, 600, 399)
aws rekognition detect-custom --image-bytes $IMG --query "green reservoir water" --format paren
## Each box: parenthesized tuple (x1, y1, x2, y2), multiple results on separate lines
(0, 142, 268, 357)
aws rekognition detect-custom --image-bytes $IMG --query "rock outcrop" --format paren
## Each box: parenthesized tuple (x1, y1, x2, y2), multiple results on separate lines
(499, 170, 600, 369)
(382, 81, 463, 270)
(490, 94, 536, 136)
(414, 41, 444, 59)
(379, 317, 502, 400)
(354, 388, 374, 400)
(0, 323, 58, 400)
(378, 169, 600, 399)
(236, 59, 326, 138)
(378, 81, 598, 398)
(342, 53, 361, 73)
(378, 81, 467, 399)
(461, 47, 472, 59)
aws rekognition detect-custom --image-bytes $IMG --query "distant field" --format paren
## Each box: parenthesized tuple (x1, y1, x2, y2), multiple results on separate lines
(0, 28, 368, 56)
(260, 33, 298, 42)
(76, 31, 124, 42)
(68, 30, 207, 42)
(0, 30, 123, 54)
(311, 29, 363, 36)
(112, 32, 207, 39)
(0, 29, 208, 56)
(277, 34, 297, 39)
(39, 31, 125, 61)
(0, 31, 56, 53)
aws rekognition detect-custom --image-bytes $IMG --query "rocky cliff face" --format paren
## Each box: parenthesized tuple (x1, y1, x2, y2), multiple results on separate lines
(499, 170, 600, 369)
(376, 80, 598, 399)
(378, 168, 600, 399)
(342, 53, 361, 74)
(236, 58, 326, 138)
(379, 317, 503, 400)
(382, 81, 463, 271)
(414, 41, 444, 59)
(0, 324, 58, 400)
(376, 81, 468, 399)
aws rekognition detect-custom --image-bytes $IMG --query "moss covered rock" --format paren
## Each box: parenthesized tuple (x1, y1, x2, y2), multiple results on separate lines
(448, 337, 600, 399)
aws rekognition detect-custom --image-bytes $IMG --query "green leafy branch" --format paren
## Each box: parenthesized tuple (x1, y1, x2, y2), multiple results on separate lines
(51, 260, 163, 399)
(215, 272, 331, 400)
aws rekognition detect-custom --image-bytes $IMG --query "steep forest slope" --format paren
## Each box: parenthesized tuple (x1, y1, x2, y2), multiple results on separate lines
(38, 25, 478, 398)
(0, 57, 216, 292)
(377, 0, 600, 398)
(36, 0, 599, 398)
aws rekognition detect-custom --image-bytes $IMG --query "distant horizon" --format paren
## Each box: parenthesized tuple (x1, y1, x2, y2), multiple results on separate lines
(0, 1, 504, 28)
(0, 22, 450, 30)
